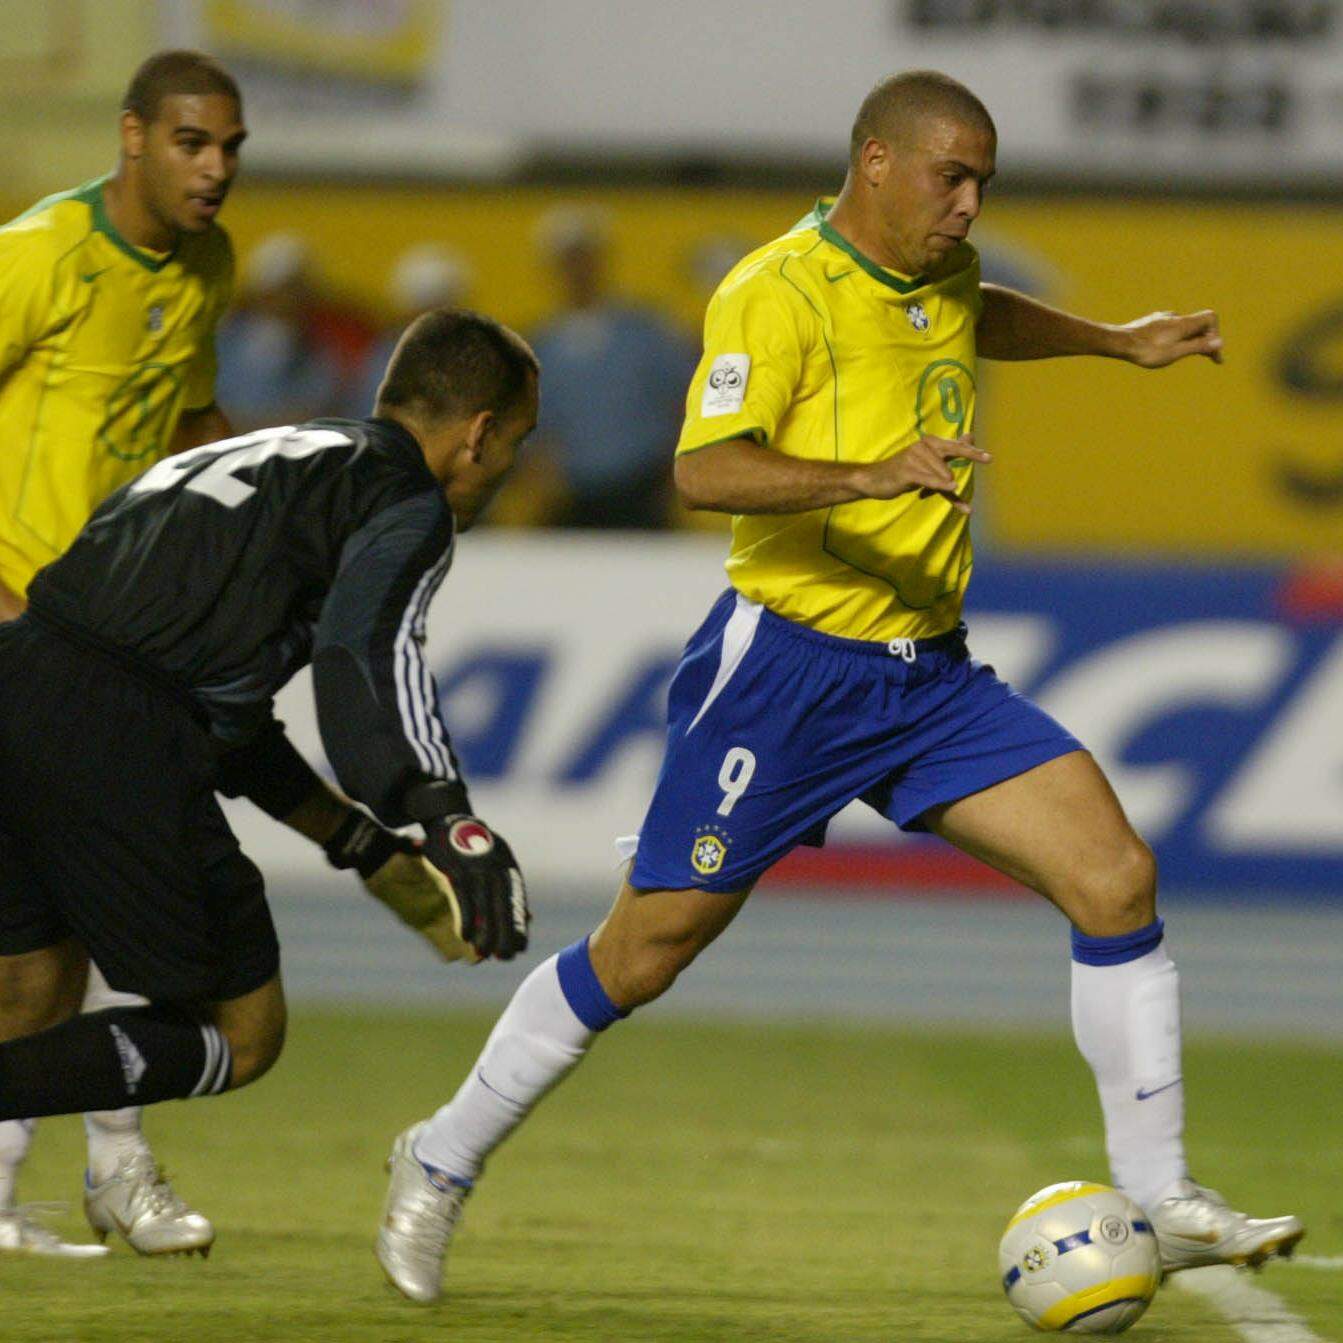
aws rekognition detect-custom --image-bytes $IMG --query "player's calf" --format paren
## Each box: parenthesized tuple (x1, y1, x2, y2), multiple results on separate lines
(0, 1003, 233, 1119)
(209, 977, 287, 1089)
(590, 881, 751, 1008)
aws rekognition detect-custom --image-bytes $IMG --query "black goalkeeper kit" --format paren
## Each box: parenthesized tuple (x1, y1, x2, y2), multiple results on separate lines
(0, 418, 469, 1000)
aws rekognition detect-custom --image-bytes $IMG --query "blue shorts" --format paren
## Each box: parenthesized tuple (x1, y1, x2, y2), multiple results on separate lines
(628, 590, 1083, 894)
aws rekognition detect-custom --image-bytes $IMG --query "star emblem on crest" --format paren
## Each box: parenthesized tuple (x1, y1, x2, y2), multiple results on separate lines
(690, 826, 730, 876)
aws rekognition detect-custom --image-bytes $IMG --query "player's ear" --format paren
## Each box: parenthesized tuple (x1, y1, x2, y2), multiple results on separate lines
(463, 409, 495, 463)
(120, 110, 148, 160)
(861, 136, 891, 187)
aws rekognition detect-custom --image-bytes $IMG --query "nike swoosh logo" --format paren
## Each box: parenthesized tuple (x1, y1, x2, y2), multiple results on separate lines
(1135, 1079, 1182, 1101)
(82, 267, 113, 283)
(824, 268, 854, 284)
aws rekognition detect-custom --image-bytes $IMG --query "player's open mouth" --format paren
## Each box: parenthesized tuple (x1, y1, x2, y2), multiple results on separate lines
(189, 195, 223, 216)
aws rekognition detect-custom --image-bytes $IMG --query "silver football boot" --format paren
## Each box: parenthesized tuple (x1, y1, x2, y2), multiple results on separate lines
(376, 1122, 472, 1304)
(83, 1152, 215, 1256)
(1150, 1179, 1304, 1274)
(0, 1203, 109, 1258)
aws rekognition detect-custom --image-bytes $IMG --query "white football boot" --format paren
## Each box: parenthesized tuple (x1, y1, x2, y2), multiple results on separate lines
(83, 1153, 214, 1256)
(1150, 1179, 1304, 1274)
(0, 1204, 109, 1259)
(376, 1122, 471, 1304)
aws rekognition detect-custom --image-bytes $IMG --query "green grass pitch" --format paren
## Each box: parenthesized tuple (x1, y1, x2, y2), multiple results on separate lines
(4, 1010, 1339, 1342)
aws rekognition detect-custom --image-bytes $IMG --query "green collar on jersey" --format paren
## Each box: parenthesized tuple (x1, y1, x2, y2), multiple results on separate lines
(809, 198, 927, 295)
(77, 175, 176, 273)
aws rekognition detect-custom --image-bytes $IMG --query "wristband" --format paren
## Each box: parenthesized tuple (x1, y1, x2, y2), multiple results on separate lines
(404, 778, 472, 825)
(323, 810, 405, 879)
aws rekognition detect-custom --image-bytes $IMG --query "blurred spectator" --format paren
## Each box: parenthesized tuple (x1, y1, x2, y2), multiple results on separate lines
(216, 232, 376, 430)
(345, 243, 474, 417)
(686, 232, 754, 300)
(528, 206, 696, 529)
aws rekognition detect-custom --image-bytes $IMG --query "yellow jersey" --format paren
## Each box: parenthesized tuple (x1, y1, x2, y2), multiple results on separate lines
(0, 175, 233, 595)
(677, 199, 981, 641)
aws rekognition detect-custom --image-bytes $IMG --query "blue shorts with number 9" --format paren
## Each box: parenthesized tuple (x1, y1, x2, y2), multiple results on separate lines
(627, 589, 1083, 894)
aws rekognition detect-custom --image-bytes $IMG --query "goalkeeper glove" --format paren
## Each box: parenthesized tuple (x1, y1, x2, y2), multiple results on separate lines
(323, 809, 477, 962)
(421, 815, 530, 961)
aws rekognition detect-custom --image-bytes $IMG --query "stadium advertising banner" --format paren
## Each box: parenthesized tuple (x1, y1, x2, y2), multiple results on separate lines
(165, 0, 1343, 184)
(237, 535, 1343, 901)
(200, 182, 1343, 558)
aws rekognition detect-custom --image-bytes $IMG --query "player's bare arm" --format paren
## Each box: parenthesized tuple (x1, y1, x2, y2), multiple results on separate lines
(0, 579, 25, 622)
(977, 283, 1224, 367)
(171, 402, 232, 454)
(675, 433, 990, 516)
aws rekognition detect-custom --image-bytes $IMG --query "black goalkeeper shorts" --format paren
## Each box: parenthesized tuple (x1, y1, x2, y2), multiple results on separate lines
(0, 617, 279, 1004)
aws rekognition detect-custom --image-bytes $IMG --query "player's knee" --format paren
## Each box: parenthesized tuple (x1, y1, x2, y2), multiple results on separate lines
(1070, 837, 1158, 936)
(219, 998, 287, 1089)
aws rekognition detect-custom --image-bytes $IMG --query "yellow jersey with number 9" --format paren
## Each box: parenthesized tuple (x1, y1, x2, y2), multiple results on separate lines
(677, 199, 981, 641)
(0, 175, 233, 595)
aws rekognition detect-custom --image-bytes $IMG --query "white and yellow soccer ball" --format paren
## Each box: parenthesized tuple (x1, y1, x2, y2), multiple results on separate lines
(999, 1181, 1161, 1334)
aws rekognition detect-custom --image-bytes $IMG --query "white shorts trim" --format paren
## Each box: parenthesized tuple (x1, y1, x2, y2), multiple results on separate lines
(687, 593, 762, 734)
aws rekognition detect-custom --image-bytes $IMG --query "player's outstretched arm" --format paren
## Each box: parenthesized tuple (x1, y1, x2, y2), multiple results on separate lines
(977, 283, 1224, 368)
(676, 433, 990, 516)
(309, 489, 529, 961)
(213, 718, 484, 961)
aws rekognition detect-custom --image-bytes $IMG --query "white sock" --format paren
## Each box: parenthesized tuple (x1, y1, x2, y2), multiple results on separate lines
(84, 1110, 152, 1184)
(82, 961, 151, 1183)
(1071, 931, 1187, 1211)
(415, 945, 618, 1181)
(0, 1119, 36, 1209)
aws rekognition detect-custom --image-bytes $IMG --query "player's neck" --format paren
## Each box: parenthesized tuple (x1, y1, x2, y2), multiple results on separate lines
(103, 169, 176, 253)
(825, 186, 916, 278)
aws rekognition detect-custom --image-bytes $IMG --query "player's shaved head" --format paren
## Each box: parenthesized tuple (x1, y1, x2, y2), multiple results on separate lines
(123, 50, 242, 124)
(377, 309, 539, 425)
(849, 70, 995, 164)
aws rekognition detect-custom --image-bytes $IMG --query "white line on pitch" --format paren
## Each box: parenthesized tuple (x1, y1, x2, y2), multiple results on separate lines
(1286, 1256, 1343, 1271)
(1173, 1265, 1329, 1343)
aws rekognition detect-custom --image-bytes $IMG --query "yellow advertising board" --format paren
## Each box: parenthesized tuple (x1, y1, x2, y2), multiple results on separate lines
(3, 178, 1335, 556)
(203, 0, 439, 84)
(216, 186, 1338, 557)
(975, 201, 1343, 559)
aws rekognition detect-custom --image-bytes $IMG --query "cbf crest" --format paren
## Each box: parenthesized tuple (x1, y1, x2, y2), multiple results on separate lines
(904, 301, 931, 333)
(147, 304, 165, 333)
(690, 825, 731, 877)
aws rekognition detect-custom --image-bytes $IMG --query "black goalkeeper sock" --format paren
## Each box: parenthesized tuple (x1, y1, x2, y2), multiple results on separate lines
(0, 1005, 231, 1120)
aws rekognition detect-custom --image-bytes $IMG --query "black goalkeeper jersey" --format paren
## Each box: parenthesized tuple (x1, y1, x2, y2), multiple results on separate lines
(26, 417, 461, 827)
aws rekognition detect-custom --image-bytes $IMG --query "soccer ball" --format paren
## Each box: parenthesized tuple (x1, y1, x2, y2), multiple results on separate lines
(998, 1181, 1161, 1334)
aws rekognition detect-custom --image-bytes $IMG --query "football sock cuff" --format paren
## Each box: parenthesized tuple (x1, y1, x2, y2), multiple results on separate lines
(1071, 917, 1165, 966)
(556, 936, 629, 1031)
(0, 1006, 223, 1120)
(188, 1025, 233, 1097)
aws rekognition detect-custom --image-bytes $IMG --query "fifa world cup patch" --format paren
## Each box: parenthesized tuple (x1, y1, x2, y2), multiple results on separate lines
(690, 825, 731, 876)
(701, 354, 750, 416)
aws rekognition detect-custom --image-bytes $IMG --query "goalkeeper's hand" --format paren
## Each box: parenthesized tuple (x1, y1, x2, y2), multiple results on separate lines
(323, 809, 478, 962)
(421, 816, 530, 961)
